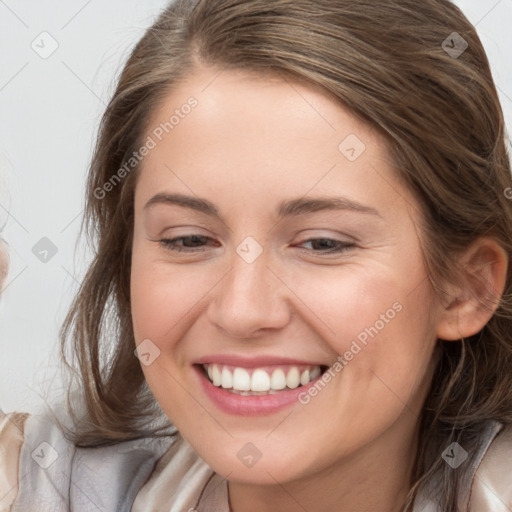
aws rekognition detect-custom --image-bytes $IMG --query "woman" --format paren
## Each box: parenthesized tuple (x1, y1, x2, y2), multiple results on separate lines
(1, 0, 512, 510)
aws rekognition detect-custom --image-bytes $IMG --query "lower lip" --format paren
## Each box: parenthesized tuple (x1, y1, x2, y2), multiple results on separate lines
(194, 365, 322, 416)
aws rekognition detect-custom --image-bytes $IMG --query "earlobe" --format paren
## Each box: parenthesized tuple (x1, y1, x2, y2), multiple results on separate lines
(436, 238, 508, 341)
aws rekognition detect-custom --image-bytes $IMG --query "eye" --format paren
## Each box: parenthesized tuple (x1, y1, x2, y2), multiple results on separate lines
(156, 235, 354, 255)
(159, 235, 220, 252)
(297, 238, 355, 254)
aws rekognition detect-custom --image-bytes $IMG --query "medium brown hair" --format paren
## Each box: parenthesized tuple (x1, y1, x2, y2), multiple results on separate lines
(60, 0, 512, 509)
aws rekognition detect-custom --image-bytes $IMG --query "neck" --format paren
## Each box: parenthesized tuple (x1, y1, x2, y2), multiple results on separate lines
(228, 413, 419, 512)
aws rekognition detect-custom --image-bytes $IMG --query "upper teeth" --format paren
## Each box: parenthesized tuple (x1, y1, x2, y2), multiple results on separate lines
(204, 364, 322, 392)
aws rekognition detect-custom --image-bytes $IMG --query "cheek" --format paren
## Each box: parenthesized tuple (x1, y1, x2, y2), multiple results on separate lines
(289, 260, 438, 398)
(288, 262, 427, 348)
(129, 252, 208, 423)
(130, 248, 225, 352)
(131, 269, 189, 343)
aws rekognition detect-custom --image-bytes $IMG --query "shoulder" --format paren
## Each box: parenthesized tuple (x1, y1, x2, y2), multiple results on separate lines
(0, 405, 174, 512)
(0, 406, 80, 511)
(0, 410, 29, 511)
(469, 423, 512, 511)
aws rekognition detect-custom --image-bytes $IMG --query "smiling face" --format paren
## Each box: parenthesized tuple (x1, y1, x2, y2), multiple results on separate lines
(130, 65, 442, 488)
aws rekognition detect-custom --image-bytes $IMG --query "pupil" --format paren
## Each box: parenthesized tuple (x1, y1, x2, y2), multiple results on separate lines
(314, 239, 335, 250)
(185, 235, 205, 247)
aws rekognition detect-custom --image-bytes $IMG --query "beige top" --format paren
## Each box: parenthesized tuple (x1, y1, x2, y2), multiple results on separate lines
(0, 413, 28, 512)
(1, 410, 511, 511)
(131, 435, 229, 511)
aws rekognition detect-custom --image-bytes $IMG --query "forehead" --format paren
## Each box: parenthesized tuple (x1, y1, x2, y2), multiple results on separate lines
(135, 66, 404, 217)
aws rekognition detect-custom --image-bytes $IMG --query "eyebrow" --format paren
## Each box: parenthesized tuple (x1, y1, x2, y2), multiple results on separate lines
(144, 193, 381, 219)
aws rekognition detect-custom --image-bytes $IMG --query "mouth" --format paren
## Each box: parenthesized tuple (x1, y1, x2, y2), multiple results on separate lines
(193, 356, 331, 415)
(198, 363, 328, 395)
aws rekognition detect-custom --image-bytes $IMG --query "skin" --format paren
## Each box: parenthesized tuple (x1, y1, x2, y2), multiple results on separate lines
(0, 242, 7, 289)
(130, 65, 506, 512)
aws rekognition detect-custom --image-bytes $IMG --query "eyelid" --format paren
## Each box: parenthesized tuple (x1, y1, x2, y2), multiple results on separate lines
(292, 228, 358, 244)
(156, 224, 212, 237)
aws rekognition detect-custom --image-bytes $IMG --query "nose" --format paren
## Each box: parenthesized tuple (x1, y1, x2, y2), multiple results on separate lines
(206, 250, 291, 339)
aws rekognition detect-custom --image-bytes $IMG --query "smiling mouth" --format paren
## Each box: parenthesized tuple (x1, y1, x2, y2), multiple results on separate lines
(200, 363, 327, 395)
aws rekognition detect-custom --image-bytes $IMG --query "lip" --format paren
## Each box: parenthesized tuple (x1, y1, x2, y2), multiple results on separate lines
(194, 354, 326, 368)
(193, 362, 326, 416)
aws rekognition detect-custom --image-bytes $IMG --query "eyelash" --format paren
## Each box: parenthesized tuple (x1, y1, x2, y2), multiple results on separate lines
(158, 235, 355, 254)
(159, 235, 218, 252)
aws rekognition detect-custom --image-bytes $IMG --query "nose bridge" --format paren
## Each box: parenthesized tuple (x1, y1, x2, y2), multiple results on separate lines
(207, 246, 290, 337)
(230, 251, 272, 302)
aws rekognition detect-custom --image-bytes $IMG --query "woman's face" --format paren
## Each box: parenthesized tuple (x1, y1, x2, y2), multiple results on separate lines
(131, 66, 442, 484)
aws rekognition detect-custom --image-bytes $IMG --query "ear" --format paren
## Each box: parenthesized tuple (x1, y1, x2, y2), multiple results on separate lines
(436, 237, 508, 341)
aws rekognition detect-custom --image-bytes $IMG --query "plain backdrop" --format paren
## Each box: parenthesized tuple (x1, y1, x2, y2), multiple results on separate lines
(0, 0, 511, 413)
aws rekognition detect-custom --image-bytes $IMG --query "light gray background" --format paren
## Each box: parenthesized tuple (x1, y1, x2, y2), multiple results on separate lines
(0, 0, 511, 413)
